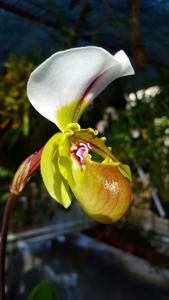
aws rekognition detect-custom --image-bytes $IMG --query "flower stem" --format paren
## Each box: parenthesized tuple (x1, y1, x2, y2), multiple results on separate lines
(0, 192, 16, 300)
(0, 146, 43, 300)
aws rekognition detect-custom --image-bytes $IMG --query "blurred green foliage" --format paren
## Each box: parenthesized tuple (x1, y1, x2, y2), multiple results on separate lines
(0, 54, 56, 171)
(105, 73, 169, 202)
(0, 54, 34, 135)
(0, 54, 57, 225)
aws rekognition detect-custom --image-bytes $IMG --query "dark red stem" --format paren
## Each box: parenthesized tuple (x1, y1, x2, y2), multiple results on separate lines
(0, 193, 16, 300)
(0, 146, 43, 300)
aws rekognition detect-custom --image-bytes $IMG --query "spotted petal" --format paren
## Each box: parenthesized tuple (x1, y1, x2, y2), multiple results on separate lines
(27, 47, 134, 131)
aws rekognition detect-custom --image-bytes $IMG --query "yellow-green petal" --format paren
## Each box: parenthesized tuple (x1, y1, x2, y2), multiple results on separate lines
(56, 129, 75, 186)
(40, 132, 72, 208)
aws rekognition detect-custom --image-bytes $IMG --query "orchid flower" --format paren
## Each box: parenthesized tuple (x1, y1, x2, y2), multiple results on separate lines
(27, 46, 134, 224)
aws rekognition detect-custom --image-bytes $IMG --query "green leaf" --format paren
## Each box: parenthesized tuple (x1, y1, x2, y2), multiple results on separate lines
(40, 132, 72, 208)
(0, 167, 12, 178)
(0, 192, 9, 202)
(27, 280, 57, 300)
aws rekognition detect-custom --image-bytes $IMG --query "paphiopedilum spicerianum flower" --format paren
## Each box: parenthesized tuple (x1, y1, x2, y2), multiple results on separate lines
(27, 46, 135, 223)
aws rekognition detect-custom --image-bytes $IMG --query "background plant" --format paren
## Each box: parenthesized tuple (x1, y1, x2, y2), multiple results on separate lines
(103, 72, 169, 205)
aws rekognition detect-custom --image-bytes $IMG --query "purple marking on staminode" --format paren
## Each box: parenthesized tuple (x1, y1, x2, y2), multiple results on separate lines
(71, 143, 91, 168)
